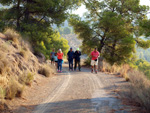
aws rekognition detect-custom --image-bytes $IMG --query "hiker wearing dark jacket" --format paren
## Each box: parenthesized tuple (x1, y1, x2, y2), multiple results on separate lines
(74, 48, 81, 71)
(67, 47, 74, 71)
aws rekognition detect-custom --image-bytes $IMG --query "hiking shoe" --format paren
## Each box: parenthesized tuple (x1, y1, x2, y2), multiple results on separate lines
(60, 71, 62, 73)
(95, 71, 97, 74)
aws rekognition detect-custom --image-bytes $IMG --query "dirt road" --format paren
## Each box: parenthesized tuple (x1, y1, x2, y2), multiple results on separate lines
(28, 64, 138, 113)
(12, 64, 140, 113)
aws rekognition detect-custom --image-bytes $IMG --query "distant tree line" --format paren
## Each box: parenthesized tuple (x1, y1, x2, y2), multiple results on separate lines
(57, 27, 72, 35)
(136, 48, 150, 62)
(128, 57, 150, 79)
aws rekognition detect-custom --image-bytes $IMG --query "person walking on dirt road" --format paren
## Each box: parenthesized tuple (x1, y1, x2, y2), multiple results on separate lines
(74, 48, 81, 71)
(54, 53, 58, 70)
(57, 49, 63, 73)
(67, 47, 74, 71)
(50, 48, 55, 65)
(90, 48, 100, 74)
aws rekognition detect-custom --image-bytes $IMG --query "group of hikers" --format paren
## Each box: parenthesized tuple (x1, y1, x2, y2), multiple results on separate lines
(50, 47, 100, 73)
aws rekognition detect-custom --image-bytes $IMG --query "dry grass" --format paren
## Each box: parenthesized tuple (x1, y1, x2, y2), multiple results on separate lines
(0, 86, 5, 101)
(4, 28, 20, 44)
(127, 70, 150, 110)
(38, 64, 54, 77)
(0, 43, 9, 52)
(5, 79, 24, 100)
(124, 75, 130, 82)
(0, 52, 9, 75)
(102, 61, 130, 79)
(0, 52, 5, 60)
(20, 49, 28, 60)
(0, 76, 8, 88)
(19, 72, 34, 86)
(20, 40, 32, 52)
(102, 61, 150, 110)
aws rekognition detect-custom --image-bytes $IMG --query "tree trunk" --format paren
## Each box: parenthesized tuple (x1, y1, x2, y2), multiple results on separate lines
(98, 56, 103, 72)
(24, 0, 30, 23)
(17, 0, 21, 30)
(98, 39, 104, 72)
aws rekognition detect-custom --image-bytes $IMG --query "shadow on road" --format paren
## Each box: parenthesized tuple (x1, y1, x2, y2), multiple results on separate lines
(14, 96, 132, 113)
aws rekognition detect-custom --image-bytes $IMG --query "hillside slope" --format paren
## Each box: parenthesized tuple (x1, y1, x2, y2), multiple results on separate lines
(0, 30, 54, 112)
(62, 34, 82, 50)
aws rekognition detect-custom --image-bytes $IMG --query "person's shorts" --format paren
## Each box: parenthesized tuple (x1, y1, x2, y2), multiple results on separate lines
(91, 60, 98, 66)
(51, 58, 54, 61)
(55, 61, 58, 63)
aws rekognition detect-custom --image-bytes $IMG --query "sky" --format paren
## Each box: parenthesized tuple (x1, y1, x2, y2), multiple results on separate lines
(72, 0, 150, 16)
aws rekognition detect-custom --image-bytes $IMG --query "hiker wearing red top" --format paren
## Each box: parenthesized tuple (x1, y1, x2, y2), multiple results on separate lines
(90, 48, 100, 74)
(57, 49, 63, 73)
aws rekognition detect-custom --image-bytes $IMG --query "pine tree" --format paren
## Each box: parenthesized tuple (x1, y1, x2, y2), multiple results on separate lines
(0, 0, 81, 58)
(69, 0, 149, 65)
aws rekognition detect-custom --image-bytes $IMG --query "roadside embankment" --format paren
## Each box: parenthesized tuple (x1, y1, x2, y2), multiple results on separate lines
(0, 29, 55, 112)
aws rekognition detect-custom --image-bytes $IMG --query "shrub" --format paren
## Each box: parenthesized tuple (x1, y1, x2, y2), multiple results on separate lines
(38, 65, 53, 77)
(0, 43, 9, 51)
(5, 79, 24, 100)
(4, 28, 20, 44)
(125, 75, 130, 81)
(102, 61, 130, 77)
(119, 64, 130, 77)
(84, 57, 91, 66)
(0, 86, 5, 101)
(0, 53, 9, 75)
(19, 72, 34, 86)
(20, 49, 28, 60)
(0, 76, 8, 87)
(25, 72, 34, 86)
(128, 70, 150, 110)
(103, 61, 112, 72)
(0, 52, 5, 60)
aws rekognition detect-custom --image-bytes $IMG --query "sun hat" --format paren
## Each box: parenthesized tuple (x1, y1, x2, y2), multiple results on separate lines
(59, 49, 62, 53)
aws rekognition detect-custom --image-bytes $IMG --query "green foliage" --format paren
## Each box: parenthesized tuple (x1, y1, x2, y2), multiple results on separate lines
(69, 0, 149, 65)
(127, 56, 150, 79)
(140, 19, 150, 37)
(136, 39, 150, 49)
(0, 0, 79, 58)
(135, 47, 150, 62)
(135, 59, 150, 79)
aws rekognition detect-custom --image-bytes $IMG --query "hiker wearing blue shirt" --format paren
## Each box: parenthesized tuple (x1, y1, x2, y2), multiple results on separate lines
(50, 48, 55, 65)
(67, 47, 74, 71)
(54, 53, 58, 69)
